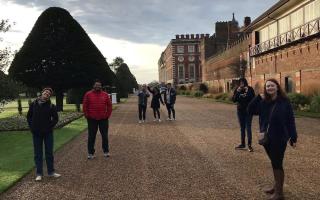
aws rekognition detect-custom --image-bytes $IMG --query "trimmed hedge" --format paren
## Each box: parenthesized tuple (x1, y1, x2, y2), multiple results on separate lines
(287, 93, 310, 110)
(310, 95, 320, 113)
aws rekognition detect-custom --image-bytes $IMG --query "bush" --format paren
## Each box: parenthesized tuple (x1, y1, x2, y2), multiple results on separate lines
(215, 93, 229, 100)
(185, 91, 191, 96)
(310, 95, 320, 113)
(179, 85, 187, 91)
(194, 91, 204, 97)
(199, 83, 208, 94)
(287, 93, 310, 110)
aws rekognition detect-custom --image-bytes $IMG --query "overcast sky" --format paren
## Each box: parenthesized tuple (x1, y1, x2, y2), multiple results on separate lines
(0, 0, 278, 83)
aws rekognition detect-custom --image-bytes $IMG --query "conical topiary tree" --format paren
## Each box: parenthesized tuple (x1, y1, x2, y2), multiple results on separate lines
(116, 63, 138, 98)
(9, 7, 116, 111)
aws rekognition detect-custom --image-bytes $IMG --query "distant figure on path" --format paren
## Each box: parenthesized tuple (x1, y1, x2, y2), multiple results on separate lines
(232, 78, 255, 152)
(137, 84, 150, 123)
(83, 80, 112, 159)
(147, 86, 164, 122)
(248, 79, 298, 200)
(27, 87, 61, 181)
(164, 83, 176, 121)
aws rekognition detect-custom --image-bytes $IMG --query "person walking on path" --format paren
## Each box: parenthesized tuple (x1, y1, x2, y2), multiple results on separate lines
(164, 83, 176, 121)
(27, 87, 61, 181)
(83, 80, 112, 159)
(248, 78, 298, 200)
(232, 78, 255, 152)
(147, 86, 164, 122)
(137, 84, 150, 123)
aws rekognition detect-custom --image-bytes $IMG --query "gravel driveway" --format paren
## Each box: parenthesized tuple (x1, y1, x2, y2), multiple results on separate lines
(1, 96, 319, 200)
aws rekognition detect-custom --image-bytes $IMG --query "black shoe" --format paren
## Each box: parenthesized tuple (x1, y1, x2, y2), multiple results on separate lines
(248, 145, 254, 152)
(235, 144, 246, 150)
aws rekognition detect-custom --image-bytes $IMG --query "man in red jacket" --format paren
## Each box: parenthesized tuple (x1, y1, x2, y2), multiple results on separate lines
(83, 80, 112, 159)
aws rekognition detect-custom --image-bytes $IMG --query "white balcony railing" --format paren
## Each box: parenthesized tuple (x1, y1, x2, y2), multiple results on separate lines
(250, 17, 320, 56)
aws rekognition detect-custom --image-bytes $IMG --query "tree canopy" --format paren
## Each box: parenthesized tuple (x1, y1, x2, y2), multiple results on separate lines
(116, 63, 138, 98)
(9, 7, 116, 110)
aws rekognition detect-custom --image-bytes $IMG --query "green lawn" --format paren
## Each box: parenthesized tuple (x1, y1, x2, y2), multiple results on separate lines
(0, 117, 87, 193)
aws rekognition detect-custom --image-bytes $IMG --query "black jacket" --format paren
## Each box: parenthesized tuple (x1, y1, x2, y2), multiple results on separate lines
(137, 90, 150, 106)
(247, 95, 297, 143)
(164, 88, 176, 105)
(147, 87, 164, 109)
(232, 86, 255, 112)
(27, 99, 59, 133)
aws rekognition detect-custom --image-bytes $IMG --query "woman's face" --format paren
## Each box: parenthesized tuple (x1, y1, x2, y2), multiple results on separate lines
(265, 81, 278, 96)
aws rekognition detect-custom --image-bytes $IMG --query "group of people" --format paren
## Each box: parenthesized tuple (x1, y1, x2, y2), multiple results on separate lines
(26, 78, 298, 200)
(232, 78, 298, 200)
(137, 82, 176, 123)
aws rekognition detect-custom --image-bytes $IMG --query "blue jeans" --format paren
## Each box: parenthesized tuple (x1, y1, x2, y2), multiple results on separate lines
(32, 131, 54, 176)
(237, 110, 253, 146)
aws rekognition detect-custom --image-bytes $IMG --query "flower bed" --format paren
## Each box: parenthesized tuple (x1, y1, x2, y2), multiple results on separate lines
(0, 112, 84, 132)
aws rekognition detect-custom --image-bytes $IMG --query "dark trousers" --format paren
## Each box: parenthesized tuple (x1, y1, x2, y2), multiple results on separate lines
(166, 103, 175, 119)
(138, 104, 147, 120)
(264, 141, 287, 170)
(152, 108, 160, 119)
(87, 119, 109, 155)
(32, 131, 54, 176)
(237, 110, 253, 146)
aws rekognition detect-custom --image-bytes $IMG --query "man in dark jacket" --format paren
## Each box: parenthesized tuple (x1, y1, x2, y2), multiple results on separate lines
(137, 84, 150, 123)
(232, 78, 255, 152)
(27, 87, 60, 181)
(164, 83, 176, 120)
(83, 80, 112, 159)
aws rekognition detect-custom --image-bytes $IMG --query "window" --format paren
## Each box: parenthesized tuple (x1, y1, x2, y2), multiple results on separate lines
(269, 22, 277, 39)
(189, 64, 195, 80)
(285, 76, 293, 93)
(291, 8, 304, 29)
(188, 45, 195, 53)
(279, 16, 290, 34)
(259, 26, 269, 43)
(177, 46, 184, 53)
(178, 64, 184, 80)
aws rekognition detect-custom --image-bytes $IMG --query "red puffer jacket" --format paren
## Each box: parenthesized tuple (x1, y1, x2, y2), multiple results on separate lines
(82, 90, 112, 120)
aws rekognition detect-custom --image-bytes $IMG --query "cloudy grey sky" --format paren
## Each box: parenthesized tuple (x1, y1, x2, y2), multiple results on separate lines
(0, 0, 278, 83)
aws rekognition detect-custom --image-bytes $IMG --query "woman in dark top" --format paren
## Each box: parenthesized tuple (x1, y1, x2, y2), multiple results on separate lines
(248, 79, 297, 200)
(232, 78, 255, 152)
(147, 86, 164, 122)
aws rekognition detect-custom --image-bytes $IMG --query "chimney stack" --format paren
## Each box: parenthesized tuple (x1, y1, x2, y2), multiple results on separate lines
(244, 16, 251, 27)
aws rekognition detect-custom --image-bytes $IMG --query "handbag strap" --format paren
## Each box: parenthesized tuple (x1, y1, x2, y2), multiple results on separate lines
(266, 102, 277, 133)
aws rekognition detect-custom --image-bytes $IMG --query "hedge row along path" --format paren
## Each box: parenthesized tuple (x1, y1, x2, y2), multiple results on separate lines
(1, 96, 319, 199)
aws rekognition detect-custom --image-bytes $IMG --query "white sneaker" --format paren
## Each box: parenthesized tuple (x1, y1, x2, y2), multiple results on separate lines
(48, 173, 61, 178)
(166, 118, 171, 121)
(139, 120, 142, 124)
(104, 152, 110, 158)
(87, 154, 95, 159)
(158, 119, 161, 122)
(35, 175, 42, 181)
(142, 120, 145, 123)
(153, 119, 157, 122)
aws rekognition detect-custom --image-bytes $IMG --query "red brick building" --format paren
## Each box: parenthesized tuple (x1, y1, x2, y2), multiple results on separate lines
(158, 34, 207, 85)
(246, 0, 320, 95)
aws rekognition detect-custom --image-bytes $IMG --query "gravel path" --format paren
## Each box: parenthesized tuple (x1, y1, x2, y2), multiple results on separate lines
(1, 96, 319, 200)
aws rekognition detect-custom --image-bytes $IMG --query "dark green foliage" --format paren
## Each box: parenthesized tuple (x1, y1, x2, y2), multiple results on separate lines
(287, 93, 310, 110)
(66, 87, 90, 111)
(116, 63, 138, 98)
(0, 71, 19, 103)
(9, 7, 116, 111)
(310, 95, 320, 113)
(17, 99, 22, 115)
(194, 91, 204, 97)
(179, 85, 187, 91)
(199, 83, 208, 93)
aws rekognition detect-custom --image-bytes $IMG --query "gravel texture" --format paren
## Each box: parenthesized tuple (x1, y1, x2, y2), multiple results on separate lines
(1, 96, 319, 200)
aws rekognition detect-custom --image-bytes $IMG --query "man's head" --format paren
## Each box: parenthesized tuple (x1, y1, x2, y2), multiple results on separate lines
(142, 84, 147, 91)
(41, 87, 53, 101)
(93, 79, 102, 91)
(167, 83, 172, 89)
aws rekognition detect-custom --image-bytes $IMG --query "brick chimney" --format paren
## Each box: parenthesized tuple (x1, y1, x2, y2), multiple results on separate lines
(175, 35, 179, 39)
(244, 17, 251, 27)
(186, 34, 190, 39)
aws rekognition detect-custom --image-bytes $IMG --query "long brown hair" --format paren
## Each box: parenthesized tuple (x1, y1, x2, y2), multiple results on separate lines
(263, 78, 288, 102)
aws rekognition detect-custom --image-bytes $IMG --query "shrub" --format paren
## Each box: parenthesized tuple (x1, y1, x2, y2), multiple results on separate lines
(215, 93, 229, 100)
(310, 95, 320, 113)
(287, 93, 310, 110)
(181, 91, 186, 95)
(179, 85, 187, 91)
(194, 91, 204, 97)
(199, 83, 209, 94)
(185, 91, 191, 96)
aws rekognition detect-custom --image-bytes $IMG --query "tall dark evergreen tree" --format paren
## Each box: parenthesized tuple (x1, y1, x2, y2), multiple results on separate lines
(116, 63, 138, 98)
(9, 7, 116, 111)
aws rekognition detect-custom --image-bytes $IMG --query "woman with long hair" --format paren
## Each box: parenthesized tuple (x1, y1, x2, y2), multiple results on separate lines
(147, 86, 164, 122)
(248, 79, 298, 200)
